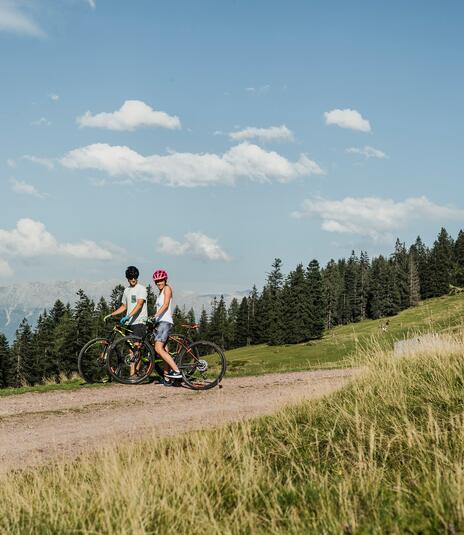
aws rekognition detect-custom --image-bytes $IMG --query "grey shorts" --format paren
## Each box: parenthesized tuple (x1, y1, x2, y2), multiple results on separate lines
(128, 323, 146, 338)
(155, 321, 172, 343)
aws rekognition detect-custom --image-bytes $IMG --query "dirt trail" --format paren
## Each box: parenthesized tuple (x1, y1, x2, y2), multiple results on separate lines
(0, 368, 359, 475)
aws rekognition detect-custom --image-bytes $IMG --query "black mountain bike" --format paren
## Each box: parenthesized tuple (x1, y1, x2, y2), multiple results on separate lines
(106, 321, 227, 390)
(77, 320, 132, 383)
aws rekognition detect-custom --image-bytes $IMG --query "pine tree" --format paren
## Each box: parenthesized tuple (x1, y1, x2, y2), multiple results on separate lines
(428, 228, 454, 297)
(209, 296, 227, 348)
(172, 305, 187, 332)
(226, 298, 239, 349)
(392, 239, 410, 310)
(32, 311, 55, 382)
(408, 248, 421, 306)
(146, 284, 156, 315)
(0, 334, 10, 388)
(248, 286, 259, 344)
(266, 258, 284, 345)
(454, 230, 464, 287)
(306, 259, 325, 339)
(322, 259, 342, 329)
(198, 308, 209, 339)
(11, 319, 34, 386)
(359, 251, 370, 320)
(235, 297, 250, 347)
(412, 236, 431, 298)
(284, 264, 312, 343)
(110, 284, 125, 310)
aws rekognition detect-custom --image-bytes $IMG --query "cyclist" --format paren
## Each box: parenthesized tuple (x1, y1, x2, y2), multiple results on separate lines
(105, 266, 148, 339)
(151, 269, 182, 381)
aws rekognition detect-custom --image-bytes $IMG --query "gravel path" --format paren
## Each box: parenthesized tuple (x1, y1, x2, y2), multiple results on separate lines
(0, 368, 359, 474)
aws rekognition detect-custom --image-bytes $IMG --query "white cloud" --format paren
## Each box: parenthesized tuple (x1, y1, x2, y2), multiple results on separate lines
(0, 258, 13, 277)
(345, 146, 387, 159)
(158, 232, 231, 262)
(77, 100, 181, 131)
(10, 178, 47, 199)
(22, 155, 55, 169)
(0, 219, 114, 260)
(61, 142, 324, 187)
(87, 0, 96, 9)
(292, 196, 464, 241)
(245, 85, 270, 94)
(324, 108, 371, 132)
(229, 125, 294, 143)
(0, 1, 46, 37)
(49, 93, 59, 101)
(32, 117, 51, 126)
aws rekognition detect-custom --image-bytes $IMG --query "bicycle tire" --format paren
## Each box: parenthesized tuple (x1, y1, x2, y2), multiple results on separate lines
(178, 340, 226, 390)
(78, 337, 111, 383)
(107, 336, 154, 385)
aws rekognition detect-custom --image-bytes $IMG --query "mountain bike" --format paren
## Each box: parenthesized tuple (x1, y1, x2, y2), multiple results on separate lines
(78, 319, 193, 384)
(77, 320, 132, 383)
(106, 321, 227, 390)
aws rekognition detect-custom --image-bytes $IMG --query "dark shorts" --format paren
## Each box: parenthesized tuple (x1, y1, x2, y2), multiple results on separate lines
(128, 323, 146, 338)
(154, 321, 172, 343)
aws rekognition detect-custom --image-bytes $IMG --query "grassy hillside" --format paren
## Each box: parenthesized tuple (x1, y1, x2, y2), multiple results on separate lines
(226, 292, 464, 376)
(2, 331, 464, 533)
(3, 292, 464, 396)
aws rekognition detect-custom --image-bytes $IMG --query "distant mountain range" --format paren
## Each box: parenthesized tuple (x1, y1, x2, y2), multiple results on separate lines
(0, 280, 249, 342)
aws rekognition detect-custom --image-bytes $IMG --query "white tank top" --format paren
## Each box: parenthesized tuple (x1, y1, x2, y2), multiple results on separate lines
(155, 287, 173, 324)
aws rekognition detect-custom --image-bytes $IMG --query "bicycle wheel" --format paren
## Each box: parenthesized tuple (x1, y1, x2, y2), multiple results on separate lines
(178, 340, 226, 390)
(78, 337, 110, 383)
(107, 336, 154, 385)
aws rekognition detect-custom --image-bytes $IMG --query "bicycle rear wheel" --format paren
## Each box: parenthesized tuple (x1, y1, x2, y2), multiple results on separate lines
(78, 337, 110, 383)
(107, 336, 154, 385)
(178, 340, 226, 390)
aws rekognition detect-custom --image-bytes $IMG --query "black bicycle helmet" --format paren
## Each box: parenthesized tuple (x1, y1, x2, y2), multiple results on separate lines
(125, 265, 139, 279)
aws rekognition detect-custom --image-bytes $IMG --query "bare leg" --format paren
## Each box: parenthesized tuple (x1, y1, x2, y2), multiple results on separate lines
(155, 341, 180, 373)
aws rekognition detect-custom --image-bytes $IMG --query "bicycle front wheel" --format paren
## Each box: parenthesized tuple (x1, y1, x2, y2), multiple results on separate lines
(178, 340, 226, 390)
(78, 337, 110, 384)
(107, 336, 154, 385)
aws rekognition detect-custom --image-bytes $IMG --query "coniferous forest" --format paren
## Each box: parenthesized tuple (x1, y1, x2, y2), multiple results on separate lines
(1, 227, 463, 388)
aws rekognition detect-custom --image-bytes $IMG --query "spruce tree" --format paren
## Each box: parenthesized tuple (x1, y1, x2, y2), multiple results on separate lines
(428, 228, 454, 297)
(208, 296, 227, 348)
(306, 259, 325, 339)
(32, 311, 55, 381)
(226, 298, 239, 349)
(266, 258, 284, 345)
(11, 319, 34, 386)
(110, 284, 125, 310)
(0, 334, 10, 388)
(235, 297, 250, 347)
(392, 239, 410, 310)
(322, 259, 342, 329)
(198, 308, 209, 339)
(146, 284, 156, 315)
(248, 286, 259, 344)
(454, 230, 464, 286)
(408, 248, 421, 306)
(284, 264, 312, 343)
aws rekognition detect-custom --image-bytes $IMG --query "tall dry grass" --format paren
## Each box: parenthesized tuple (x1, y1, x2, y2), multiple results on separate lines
(1, 333, 464, 533)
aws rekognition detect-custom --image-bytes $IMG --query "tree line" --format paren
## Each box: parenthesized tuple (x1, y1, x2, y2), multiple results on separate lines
(1, 227, 463, 388)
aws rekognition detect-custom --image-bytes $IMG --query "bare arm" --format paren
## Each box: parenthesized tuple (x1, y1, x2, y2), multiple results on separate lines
(111, 304, 127, 316)
(129, 298, 145, 319)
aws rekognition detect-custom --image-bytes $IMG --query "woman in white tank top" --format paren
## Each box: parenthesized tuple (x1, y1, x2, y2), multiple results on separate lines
(152, 269, 182, 381)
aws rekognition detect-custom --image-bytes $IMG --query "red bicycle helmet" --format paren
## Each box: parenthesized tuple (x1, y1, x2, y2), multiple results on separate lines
(153, 269, 168, 281)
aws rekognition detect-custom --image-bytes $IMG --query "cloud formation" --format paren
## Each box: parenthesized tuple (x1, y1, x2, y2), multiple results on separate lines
(0, 258, 13, 277)
(324, 108, 371, 132)
(77, 100, 181, 131)
(0, 1, 45, 37)
(292, 196, 464, 241)
(49, 93, 59, 101)
(229, 125, 294, 143)
(10, 178, 47, 199)
(61, 142, 324, 187)
(87, 0, 96, 9)
(22, 155, 55, 169)
(158, 232, 231, 261)
(345, 146, 387, 159)
(0, 219, 114, 260)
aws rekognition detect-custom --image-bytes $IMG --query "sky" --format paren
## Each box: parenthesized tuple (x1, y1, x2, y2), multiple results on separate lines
(1, 0, 463, 294)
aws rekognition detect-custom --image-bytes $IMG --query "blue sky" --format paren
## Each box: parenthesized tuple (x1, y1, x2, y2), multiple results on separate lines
(1, 0, 463, 293)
